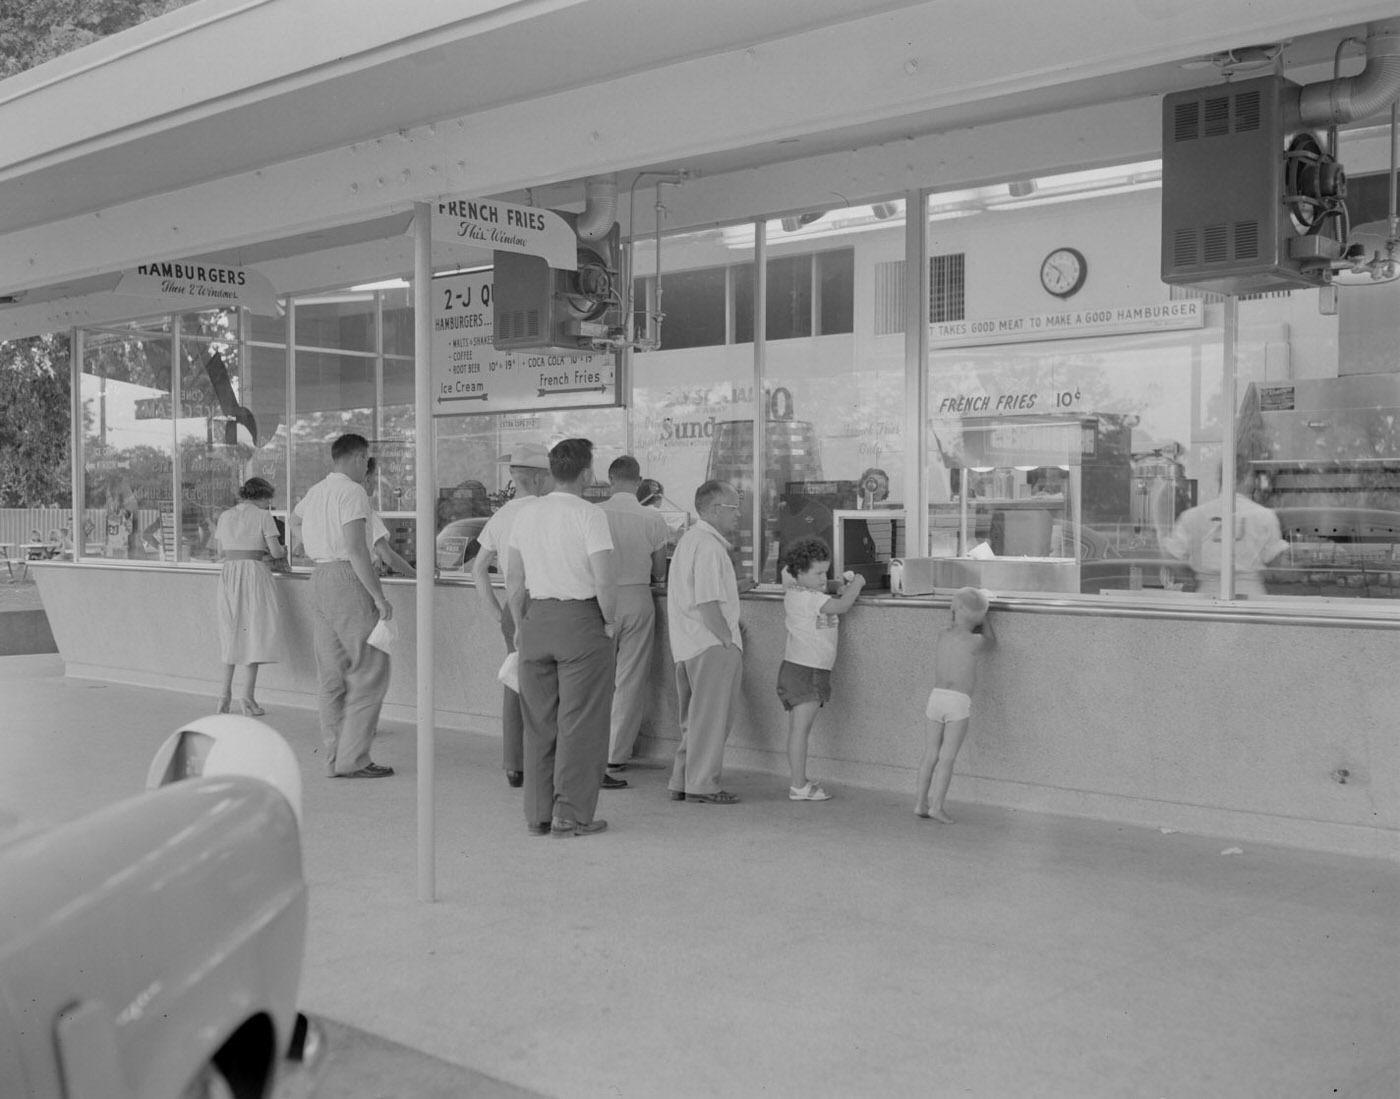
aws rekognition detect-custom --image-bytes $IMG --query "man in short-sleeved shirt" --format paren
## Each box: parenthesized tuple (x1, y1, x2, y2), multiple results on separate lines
(506, 438, 618, 836)
(597, 455, 670, 773)
(292, 433, 394, 779)
(472, 440, 553, 787)
(666, 480, 745, 803)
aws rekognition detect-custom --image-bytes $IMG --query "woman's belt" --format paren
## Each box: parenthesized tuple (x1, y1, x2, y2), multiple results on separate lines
(222, 549, 271, 560)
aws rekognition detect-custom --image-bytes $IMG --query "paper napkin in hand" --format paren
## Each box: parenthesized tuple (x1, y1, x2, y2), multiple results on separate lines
(367, 617, 398, 653)
(497, 651, 519, 692)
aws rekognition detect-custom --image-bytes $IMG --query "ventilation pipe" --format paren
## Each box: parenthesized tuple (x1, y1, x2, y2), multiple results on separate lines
(575, 174, 619, 242)
(1299, 20, 1400, 127)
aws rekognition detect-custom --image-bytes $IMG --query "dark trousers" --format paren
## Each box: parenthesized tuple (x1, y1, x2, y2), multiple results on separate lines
(517, 598, 616, 826)
(500, 603, 524, 772)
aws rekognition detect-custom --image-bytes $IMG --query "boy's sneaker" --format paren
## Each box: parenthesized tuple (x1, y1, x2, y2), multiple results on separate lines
(789, 781, 831, 801)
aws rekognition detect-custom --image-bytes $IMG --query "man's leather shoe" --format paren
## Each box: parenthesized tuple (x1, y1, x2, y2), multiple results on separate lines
(550, 818, 608, 837)
(506, 770, 524, 788)
(600, 772, 629, 790)
(336, 762, 394, 778)
(527, 821, 551, 836)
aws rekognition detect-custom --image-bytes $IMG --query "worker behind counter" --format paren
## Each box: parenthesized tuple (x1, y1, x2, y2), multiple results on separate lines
(1160, 464, 1288, 598)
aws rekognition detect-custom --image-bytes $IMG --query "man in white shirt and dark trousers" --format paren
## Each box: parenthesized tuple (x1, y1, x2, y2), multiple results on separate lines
(597, 455, 669, 779)
(666, 480, 748, 804)
(291, 433, 395, 778)
(506, 439, 618, 837)
(472, 441, 554, 788)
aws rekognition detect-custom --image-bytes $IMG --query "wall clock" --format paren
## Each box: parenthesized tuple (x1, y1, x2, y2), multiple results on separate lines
(1040, 247, 1087, 298)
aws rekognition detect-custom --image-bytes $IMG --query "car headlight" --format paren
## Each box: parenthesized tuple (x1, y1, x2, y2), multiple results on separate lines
(146, 715, 303, 824)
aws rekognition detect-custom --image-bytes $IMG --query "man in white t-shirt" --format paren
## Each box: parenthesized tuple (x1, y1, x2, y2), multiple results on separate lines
(597, 455, 670, 775)
(665, 480, 750, 804)
(472, 440, 553, 788)
(1161, 466, 1288, 598)
(506, 439, 618, 837)
(291, 433, 395, 779)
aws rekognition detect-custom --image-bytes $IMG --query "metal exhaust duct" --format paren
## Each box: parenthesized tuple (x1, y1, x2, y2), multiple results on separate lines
(1298, 20, 1400, 128)
(576, 175, 618, 242)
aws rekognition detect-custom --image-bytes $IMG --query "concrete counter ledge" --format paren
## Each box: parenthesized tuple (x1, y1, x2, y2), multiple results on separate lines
(30, 560, 1400, 859)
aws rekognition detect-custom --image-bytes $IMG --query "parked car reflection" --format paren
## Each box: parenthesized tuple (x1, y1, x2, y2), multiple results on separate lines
(435, 516, 488, 572)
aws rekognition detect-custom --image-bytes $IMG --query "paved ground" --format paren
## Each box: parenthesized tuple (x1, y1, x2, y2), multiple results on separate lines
(0, 576, 55, 655)
(277, 1017, 545, 1099)
(4, 653, 1399, 1098)
(0, 575, 43, 611)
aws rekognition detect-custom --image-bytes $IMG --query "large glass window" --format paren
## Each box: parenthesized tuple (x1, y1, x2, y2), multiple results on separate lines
(630, 227, 759, 565)
(286, 287, 415, 568)
(62, 153, 1398, 614)
(916, 158, 1400, 603)
(81, 319, 174, 560)
(75, 287, 416, 571)
(636, 266, 729, 350)
(629, 220, 870, 582)
(431, 407, 627, 573)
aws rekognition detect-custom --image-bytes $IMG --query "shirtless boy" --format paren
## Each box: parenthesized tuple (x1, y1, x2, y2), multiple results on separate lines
(915, 587, 996, 823)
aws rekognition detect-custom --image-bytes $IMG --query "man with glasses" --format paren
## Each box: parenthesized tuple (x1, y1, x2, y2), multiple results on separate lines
(666, 480, 747, 804)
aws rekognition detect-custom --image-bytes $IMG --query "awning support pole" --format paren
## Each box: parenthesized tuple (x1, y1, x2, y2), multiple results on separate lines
(413, 202, 437, 902)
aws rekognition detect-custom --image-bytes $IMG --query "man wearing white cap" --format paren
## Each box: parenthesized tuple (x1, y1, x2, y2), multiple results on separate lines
(473, 440, 553, 786)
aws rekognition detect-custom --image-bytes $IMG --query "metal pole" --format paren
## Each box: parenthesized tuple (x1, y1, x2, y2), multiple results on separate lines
(171, 315, 182, 564)
(70, 329, 85, 558)
(284, 298, 296, 544)
(751, 217, 766, 584)
(413, 202, 437, 902)
(903, 191, 930, 560)
(1219, 295, 1237, 600)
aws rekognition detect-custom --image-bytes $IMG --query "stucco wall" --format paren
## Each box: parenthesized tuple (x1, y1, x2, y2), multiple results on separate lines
(31, 562, 1399, 859)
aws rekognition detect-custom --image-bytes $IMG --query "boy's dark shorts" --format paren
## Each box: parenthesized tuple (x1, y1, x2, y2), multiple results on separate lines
(776, 660, 832, 710)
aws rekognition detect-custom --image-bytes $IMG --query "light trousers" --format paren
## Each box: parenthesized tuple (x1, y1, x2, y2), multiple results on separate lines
(607, 583, 657, 766)
(517, 598, 615, 826)
(668, 643, 743, 796)
(310, 561, 389, 775)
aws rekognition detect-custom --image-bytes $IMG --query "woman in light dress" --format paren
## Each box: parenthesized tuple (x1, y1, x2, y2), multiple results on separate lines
(213, 477, 288, 715)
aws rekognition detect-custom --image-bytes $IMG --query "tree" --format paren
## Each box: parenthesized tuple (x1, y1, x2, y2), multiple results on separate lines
(0, 0, 193, 78)
(1, 0, 199, 504)
(0, 335, 71, 506)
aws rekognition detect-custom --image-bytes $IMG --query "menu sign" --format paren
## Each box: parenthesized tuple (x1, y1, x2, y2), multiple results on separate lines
(430, 270, 617, 417)
(115, 262, 278, 315)
(931, 300, 1203, 348)
(432, 198, 576, 270)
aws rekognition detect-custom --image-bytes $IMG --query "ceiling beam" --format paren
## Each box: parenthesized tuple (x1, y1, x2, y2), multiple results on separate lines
(0, 0, 1394, 308)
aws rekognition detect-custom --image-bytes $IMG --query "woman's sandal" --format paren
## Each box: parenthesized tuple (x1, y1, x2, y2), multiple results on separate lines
(688, 790, 739, 804)
(216, 696, 231, 714)
(240, 698, 266, 717)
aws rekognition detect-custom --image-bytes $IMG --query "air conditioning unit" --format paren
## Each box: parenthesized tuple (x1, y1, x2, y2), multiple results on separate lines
(492, 212, 621, 351)
(1161, 74, 1347, 295)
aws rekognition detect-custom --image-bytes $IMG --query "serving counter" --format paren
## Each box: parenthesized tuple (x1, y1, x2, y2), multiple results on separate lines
(29, 560, 1400, 860)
